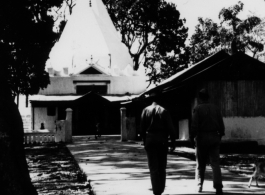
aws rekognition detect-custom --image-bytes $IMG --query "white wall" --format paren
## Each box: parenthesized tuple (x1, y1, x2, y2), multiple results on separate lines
(179, 119, 189, 140)
(38, 77, 75, 95)
(177, 116, 265, 145)
(33, 107, 57, 131)
(223, 117, 265, 145)
(39, 75, 148, 95)
(109, 76, 147, 94)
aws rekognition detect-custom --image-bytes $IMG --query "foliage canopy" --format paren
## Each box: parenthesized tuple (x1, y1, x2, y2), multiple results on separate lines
(103, 0, 189, 84)
(189, 1, 264, 64)
(0, 0, 64, 99)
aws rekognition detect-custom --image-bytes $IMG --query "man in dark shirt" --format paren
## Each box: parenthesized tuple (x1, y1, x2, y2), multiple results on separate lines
(190, 88, 225, 195)
(140, 95, 176, 195)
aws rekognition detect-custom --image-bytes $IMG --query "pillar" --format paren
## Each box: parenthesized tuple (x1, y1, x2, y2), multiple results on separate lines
(65, 108, 73, 143)
(126, 117, 137, 140)
(120, 107, 127, 141)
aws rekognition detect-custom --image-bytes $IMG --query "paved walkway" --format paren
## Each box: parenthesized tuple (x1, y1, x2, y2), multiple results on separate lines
(67, 136, 265, 195)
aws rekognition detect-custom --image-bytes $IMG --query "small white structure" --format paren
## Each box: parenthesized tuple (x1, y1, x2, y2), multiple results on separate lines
(24, 108, 73, 143)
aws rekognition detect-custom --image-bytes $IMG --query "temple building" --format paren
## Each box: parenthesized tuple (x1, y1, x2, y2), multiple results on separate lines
(22, 0, 147, 135)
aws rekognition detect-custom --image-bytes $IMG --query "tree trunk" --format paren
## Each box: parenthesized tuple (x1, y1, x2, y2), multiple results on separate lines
(0, 82, 37, 194)
(16, 91, 19, 107)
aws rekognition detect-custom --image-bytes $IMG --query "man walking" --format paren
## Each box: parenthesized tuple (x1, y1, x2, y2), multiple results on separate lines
(140, 94, 176, 195)
(190, 88, 225, 195)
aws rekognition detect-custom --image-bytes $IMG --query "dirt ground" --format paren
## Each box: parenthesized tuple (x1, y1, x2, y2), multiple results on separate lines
(174, 147, 265, 180)
(220, 154, 265, 178)
(25, 143, 94, 195)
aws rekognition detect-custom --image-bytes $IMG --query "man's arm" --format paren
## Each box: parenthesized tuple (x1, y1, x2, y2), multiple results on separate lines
(190, 107, 199, 147)
(140, 109, 147, 145)
(217, 109, 225, 137)
(163, 110, 176, 150)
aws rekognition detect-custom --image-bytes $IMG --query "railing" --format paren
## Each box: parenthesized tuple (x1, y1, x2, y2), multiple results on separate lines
(24, 130, 55, 144)
(24, 108, 73, 144)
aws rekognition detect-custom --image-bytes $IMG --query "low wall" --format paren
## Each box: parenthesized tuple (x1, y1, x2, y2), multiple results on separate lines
(177, 117, 265, 146)
(223, 117, 265, 145)
(24, 130, 55, 144)
(25, 108, 73, 143)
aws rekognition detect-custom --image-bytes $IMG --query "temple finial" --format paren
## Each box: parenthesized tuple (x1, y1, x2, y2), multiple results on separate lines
(89, 0, 92, 7)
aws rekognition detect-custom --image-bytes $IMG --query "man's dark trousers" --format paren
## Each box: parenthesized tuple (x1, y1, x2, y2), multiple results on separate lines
(145, 134, 168, 195)
(195, 132, 223, 189)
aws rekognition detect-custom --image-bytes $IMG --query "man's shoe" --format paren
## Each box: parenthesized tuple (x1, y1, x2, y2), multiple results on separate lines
(216, 188, 223, 195)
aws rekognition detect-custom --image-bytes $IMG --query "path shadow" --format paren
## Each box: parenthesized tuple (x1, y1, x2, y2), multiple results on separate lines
(68, 136, 265, 195)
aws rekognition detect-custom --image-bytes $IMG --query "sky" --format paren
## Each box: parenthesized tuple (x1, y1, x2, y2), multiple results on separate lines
(165, 0, 265, 40)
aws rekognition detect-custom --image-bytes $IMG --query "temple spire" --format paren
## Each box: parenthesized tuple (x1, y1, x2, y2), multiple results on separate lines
(48, 0, 133, 74)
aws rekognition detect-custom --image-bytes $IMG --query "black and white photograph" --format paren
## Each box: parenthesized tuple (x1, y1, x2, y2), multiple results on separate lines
(1, 0, 265, 194)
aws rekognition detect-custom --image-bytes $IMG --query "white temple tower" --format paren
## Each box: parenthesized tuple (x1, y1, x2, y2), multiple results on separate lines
(47, 0, 140, 77)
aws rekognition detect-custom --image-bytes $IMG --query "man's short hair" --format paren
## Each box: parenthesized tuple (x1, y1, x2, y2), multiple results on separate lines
(149, 91, 160, 97)
(148, 91, 163, 104)
(198, 88, 209, 101)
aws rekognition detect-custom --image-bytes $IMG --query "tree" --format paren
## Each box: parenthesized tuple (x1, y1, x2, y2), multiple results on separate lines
(64, 0, 76, 15)
(253, 18, 265, 61)
(189, 17, 232, 63)
(103, 0, 189, 84)
(0, 0, 64, 104)
(189, 1, 264, 64)
(0, 77, 38, 195)
(0, 1, 64, 194)
(49, 0, 77, 35)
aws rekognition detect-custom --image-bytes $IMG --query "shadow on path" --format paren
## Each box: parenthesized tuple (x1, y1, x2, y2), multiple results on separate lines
(67, 136, 265, 195)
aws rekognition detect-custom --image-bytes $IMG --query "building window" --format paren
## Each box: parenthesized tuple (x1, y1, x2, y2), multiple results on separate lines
(76, 85, 108, 95)
(74, 80, 110, 95)
(47, 107, 56, 116)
